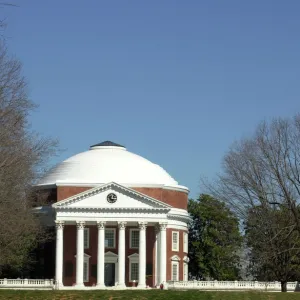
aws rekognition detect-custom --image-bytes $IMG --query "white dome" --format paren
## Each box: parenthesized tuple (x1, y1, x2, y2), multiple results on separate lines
(38, 141, 183, 189)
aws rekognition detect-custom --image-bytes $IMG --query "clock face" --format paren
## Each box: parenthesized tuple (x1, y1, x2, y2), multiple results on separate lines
(107, 193, 117, 203)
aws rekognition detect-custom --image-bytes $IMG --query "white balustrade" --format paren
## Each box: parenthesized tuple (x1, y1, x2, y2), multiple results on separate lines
(0, 278, 54, 289)
(167, 280, 298, 292)
(0, 278, 298, 291)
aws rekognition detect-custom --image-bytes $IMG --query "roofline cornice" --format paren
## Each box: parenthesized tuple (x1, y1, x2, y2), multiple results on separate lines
(167, 213, 191, 223)
(56, 207, 171, 213)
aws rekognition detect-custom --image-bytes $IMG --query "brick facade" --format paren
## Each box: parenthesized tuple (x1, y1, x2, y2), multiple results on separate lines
(50, 185, 189, 287)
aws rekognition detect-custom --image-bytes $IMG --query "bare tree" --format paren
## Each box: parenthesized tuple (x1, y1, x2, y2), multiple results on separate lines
(203, 115, 300, 291)
(205, 115, 300, 227)
(0, 41, 58, 276)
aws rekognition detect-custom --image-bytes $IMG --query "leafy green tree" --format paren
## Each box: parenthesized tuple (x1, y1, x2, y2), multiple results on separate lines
(188, 194, 242, 280)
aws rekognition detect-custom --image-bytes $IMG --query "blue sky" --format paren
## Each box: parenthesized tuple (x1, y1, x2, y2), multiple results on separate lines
(3, 1, 300, 198)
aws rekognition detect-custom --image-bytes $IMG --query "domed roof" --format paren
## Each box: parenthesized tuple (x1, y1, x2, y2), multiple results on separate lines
(38, 141, 187, 190)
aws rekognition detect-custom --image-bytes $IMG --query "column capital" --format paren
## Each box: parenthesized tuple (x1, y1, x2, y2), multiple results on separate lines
(76, 221, 85, 230)
(159, 222, 168, 231)
(55, 220, 64, 230)
(138, 221, 148, 230)
(97, 221, 106, 229)
(118, 221, 127, 229)
(155, 224, 160, 234)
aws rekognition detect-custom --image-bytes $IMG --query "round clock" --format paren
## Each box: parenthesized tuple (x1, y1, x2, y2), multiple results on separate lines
(107, 193, 117, 203)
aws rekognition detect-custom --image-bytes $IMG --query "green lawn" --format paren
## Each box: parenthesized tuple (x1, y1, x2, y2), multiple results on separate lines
(0, 290, 300, 300)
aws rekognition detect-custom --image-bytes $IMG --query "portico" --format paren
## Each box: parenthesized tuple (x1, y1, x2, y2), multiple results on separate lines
(55, 219, 168, 289)
(52, 181, 174, 289)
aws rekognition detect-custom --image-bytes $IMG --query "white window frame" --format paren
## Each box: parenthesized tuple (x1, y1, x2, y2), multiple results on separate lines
(183, 232, 188, 253)
(172, 231, 179, 251)
(130, 229, 139, 249)
(105, 228, 116, 249)
(84, 228, 90, 249)
(128, 253, 139, 282)
(171, 261, 179, 281)
(183, 262, 188, 281)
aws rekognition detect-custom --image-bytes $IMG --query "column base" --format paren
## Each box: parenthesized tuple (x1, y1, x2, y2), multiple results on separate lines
(96, 283, 106, 289)
(54, 283, 64, 290)
(115, 283, 126, 289)
(74, 283, 85, 289)
(137, 283, 147, 289)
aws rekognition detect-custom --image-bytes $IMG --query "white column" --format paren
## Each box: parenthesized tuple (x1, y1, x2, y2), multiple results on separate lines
(155, 224, 160, 286)
(138, 222, 147, 288)
(97, 221, 106, 288)
(76, 221, 85, 287)
(55, 220, 64, 288)
(159, 222, 167, 284)
(117, 221, 126, 288)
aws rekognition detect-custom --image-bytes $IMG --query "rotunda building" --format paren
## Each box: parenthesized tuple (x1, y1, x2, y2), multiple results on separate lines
(38, 141, 189, 289)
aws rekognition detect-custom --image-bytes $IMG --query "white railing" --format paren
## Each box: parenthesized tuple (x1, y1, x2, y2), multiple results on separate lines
(167, 280, 299, 292)
(0, 278, 54, 289)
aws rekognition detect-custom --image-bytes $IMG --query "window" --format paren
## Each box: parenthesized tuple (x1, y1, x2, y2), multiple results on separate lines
(130, 229, 139, 248)
(105, 229, 115, 248)
(128, 253, 139, 282)
(84, 228, 89, 249)
(172, 262, 179, 281)
(83, 259, 89, 282)
(172, 231, 179, 251)
(183, 232, 188, 253)
(130, 263, 139, 281)
(183, 263, 188, 281)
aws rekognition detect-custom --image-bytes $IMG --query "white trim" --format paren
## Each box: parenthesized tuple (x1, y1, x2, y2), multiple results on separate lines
(105, 251, 118, 262)
(183, 232, 188, 253)
(105, 228, 116, 249)
(128, 253, 139, 282)
(183, 256, 189, 263)
(168, 214, 191, 223)
(162, 185, 189, 193)
(183, 262, 188, 281)
(130, 229, 139, 249)
(84, 228, 89, 249)
(172, 231, 179, 252)
(171, 255, 181, 262)
(171, 261, 179, 281)
(56, 207, 170, 213)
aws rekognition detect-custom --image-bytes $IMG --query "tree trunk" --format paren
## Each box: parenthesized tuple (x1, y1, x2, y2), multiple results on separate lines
(281, 281, 287, 292)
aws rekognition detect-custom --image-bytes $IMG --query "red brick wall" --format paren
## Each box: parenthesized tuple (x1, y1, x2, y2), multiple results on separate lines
(132, 188, 188, 210)
(63, 225, 76, 286)
(57, 186, 92, 201)
(166, 228, 187, 281)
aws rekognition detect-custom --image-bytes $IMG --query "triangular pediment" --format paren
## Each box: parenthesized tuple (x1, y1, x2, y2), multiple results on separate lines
(53, 182, 171, 211)
(105, 251, 118, 257)
(171, 255, 181, 261)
